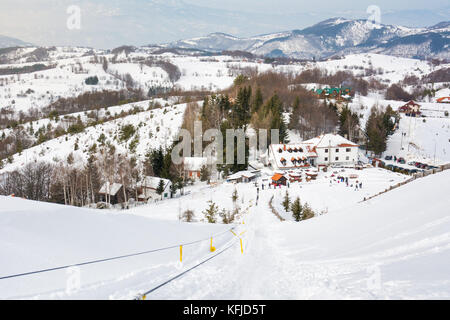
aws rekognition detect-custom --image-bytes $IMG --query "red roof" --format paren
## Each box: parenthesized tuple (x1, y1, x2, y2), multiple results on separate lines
(338, 143, 358, 147)
(272, 173, 285, 181)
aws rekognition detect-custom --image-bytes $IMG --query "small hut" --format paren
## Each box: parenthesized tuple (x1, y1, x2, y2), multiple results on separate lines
(98, 182, 124, 205)
(271, 173, 287, 186)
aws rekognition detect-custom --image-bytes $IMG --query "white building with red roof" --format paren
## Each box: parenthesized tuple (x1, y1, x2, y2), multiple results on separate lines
(303, 133, 359, 167)
(269, 133, 359, 170)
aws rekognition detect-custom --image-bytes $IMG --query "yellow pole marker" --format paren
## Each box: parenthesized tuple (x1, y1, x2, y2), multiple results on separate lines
(180, 245, 183, 262)
(210, 237, 216, 252)
(231, 230, 237, 237)
(240, 238, 243, 254)
(142, 295, 146, 300)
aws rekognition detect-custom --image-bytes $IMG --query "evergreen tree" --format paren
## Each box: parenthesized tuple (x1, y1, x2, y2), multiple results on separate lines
(200, 165, 210, 182)
(232, 188, 238, 203)
(148, 147, 164, 177)
(282, 190, 291, 212)
(365, 106, 387, 155)
(302, 203, 315, 220)
(156, 179, 165, 199)
(203, 200, 218, 223)
(288, 96, 301, 130)
(170, 182, 177, 198)
(265, 94, 288, 143)
(291, 197, 303, 222)
(251, 87, 263, 114)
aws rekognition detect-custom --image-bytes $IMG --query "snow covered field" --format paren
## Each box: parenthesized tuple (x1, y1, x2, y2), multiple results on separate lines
(385, 115, 450, 164)
(3, 166, 448, 299)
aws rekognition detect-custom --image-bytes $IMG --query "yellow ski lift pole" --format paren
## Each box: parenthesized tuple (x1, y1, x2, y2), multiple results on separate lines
(210, 237, 216, 252)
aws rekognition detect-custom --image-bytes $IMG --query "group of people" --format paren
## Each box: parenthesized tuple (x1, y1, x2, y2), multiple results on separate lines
(331, 176, 363, 190)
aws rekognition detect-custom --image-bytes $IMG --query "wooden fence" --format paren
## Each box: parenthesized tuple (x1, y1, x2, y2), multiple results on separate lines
(361, 163, 450, 202)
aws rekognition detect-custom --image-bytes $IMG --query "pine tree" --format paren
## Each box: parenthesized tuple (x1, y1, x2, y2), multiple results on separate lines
(200, 165, 210, 182)
(181, 209, 195, 222)
(251, 87, 263, 114)
(156, 179, 165, 199)
(232, 188, 238, 203)
(203, 201, 218, 223)
(282, 190, 291, 212)
(302, 203, 315, 220)
(291, 197, 303, 222)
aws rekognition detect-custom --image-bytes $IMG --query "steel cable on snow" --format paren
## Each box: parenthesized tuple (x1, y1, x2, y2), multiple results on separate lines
(0, 226, 235, 281)
(137, 238, 240, 299)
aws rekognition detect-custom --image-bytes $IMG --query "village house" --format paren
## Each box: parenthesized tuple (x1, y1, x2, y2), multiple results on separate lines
(98, 182, 124, 205)
(226, 170, 257, 183)
(271, 173, 287, 186)
(183, 157, 208, 181)
(399, 100, 421, 117)
(269, 133, 359, 169)
(303, 133, 359, 167)
(137, 176, 172, 201)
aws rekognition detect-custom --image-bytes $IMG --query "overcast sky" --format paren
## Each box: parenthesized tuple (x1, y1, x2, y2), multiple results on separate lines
(1, 0, 448, 49)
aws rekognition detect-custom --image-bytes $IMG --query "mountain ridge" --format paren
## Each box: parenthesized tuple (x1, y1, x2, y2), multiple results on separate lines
(163, 17, 450, 60)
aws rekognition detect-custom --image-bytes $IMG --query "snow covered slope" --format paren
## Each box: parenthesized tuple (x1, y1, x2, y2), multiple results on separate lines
(1, 168, 449, 299)
(0, 99, 188, 173)
(0, 196, 232, 299)
(144, 170, 450, 299)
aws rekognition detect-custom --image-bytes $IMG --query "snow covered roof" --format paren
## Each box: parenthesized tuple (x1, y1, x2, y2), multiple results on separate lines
(303, 133, 359, 148)
(138, 176, 171, 191)
(98, 182, 122, 196)
(227, 170, 256, 180)
(183, 157, 207, 171)
(269, 143, 317, 169)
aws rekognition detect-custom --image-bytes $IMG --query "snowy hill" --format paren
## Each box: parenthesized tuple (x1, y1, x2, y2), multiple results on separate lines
(0, 99, 188, 174)
(165, 18, 450, 60)
(1, 168, 449, 299)
(0, 35, 32, 49)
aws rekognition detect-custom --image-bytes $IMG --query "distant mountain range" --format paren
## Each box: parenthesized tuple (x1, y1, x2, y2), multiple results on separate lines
(1, 18, 449, 60)
(163, 18, 450, 60)
(0, 35, 33, 49)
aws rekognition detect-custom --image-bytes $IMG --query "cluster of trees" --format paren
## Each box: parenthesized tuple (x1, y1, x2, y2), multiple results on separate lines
(282, 191, 315, 222)
(385, 84, 414, 101)
(294, 68, 369, 96)
(143, 58, 181, 83)
(0, 63, 55, 76)
(338, 106, 360, 142)
(365, 105, 398, 155)
(0, 140, 188, 207)
(84, 76, 99, 85)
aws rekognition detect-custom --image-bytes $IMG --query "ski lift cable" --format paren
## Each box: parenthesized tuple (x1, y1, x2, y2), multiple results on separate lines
(0, 226, 235, 281)
(136, 238, 239, 299)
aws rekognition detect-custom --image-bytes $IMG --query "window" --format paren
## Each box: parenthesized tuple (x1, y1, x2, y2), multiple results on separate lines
(336, 148, 339, 152)
(346, 156, 349, 160)
(335, 157, 339, 161)
(325, 149, 328, 153)
(346, 148, 351, 152)
(324, 157, 328, 161)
